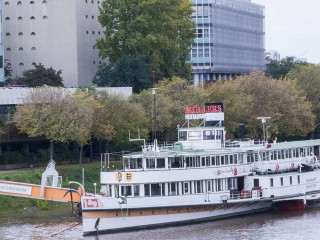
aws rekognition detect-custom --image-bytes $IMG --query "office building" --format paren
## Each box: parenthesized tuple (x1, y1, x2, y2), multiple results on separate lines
(2, 0, 104, 87)
(191, 0, 265, 86)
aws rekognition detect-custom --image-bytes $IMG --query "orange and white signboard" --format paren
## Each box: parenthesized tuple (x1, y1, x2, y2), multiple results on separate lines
(0, 183, 32, 195)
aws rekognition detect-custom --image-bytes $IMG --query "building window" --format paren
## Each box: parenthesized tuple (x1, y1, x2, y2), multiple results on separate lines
(6, 33, 11, 36)
(18, 16, 23, 20)
(5, 17, 10, 20)
(19, 47, 24, 51)
(204, 48, 209, 57)
(92, 31, 95, 34)
(18, 32, 23, 36)
(6, 48, 11, 51)
(198, 49, 203, 58)
(42, 0, 47, 3)
(30, 16, 35, 20)
(192, 49, 197, 58)
(19, 63, 24, 66)
(5, 2, 9, 5)
(31, 47, 36, 51)
(86, 15, 88, 18)
(31, 32, 36, 35)
(43, 16, 48, 19)
(17, 1, 22, 5)
(197, 29, 202, 38)
(30, 1, 35, 4)
(7, 63, 12, 67)
(204, 29, 209, 38)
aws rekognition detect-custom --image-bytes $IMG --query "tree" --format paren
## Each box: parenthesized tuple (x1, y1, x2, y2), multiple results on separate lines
(206, 72, 315, 139)
(97, 0, 195, 80)
(93, 54, 151, 93)
(15, 63, 64, 87)
(266, 57, 308, 79)
(92, 92, 149, 151)
(288, 65, 320, 137)
(14, 87, 94, 163)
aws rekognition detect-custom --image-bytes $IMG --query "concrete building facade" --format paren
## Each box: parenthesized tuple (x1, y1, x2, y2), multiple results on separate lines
(0, 0, 4, 82)
(191, 0, 265, 86)
(2, 0, 104, 87)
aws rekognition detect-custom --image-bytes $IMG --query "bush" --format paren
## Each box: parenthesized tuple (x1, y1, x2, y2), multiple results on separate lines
(0, 151, 24, 165)
(35, 149, 50, 164)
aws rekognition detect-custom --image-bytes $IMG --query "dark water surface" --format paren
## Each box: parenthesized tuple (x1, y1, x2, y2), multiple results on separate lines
(1, 207, 320, 240)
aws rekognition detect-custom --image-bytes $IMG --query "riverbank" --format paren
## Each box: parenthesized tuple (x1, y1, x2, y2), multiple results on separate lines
(0, 161, 122, 214)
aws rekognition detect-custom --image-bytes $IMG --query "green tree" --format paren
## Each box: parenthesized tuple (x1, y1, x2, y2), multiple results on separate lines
(93, 55, 151, 93)
(92, 93, 149, 151)
(206, 72, 315, 139)
(266, 57, 308, 79)
(15, 63, 63, 87)
(14, 87, 94, 163)
(288, 65, 320, 137)
(97, 0, 195, 80)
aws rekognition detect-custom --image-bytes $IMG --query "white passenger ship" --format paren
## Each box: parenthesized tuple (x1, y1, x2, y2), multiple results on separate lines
(81, 103, 320, 235)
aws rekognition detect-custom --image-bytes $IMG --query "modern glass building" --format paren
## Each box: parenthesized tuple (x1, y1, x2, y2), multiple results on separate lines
(0, 0, 4, 82)
(191, 0, 265, 86)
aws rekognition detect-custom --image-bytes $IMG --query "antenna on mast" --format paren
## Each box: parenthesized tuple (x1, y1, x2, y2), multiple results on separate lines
(257, 117, 271, 142)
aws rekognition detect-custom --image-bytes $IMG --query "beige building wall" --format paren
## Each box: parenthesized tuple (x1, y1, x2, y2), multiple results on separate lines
(2, 0, 104, 87)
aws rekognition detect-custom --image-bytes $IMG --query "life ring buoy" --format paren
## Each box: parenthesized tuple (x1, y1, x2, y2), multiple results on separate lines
(234, 168, 237, 176)
(241, 189, 245, 198)
(291, 162, 294, 169)
(276, 164, 279, 171)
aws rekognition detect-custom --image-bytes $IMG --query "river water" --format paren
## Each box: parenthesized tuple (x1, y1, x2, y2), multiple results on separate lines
(1, 207, 320, 240)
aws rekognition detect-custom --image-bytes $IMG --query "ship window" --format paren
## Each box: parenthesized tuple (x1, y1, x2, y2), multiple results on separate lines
(121, 185, 132, 197)
(195, 156, 201, 167)
(280, 177, 283, 186)
(185, 157, 191, 167)
(134, 185, 140, 197)
(169, 182, 178, 196)
(254, 179, 259, 187)
(225, 155, 229, 165)
(203, 130, 215, 140)
(183, 182, 190, 194)
(201, 156, 206, 166)
(114, 186, 119, 198)
(230, 155, 233, 164)
(228, 178, 237, 190)
(215, 156, 220, 165)
(129, 158, 142, 169)
(233, 154, 238, 164)
(188, 131, 201, 141)
(151, 183, 161, 196)
(157, 158, 165, 168)
(144, 184, 150, 196)
(277, 151, 281, 160)
(146, 158, 155, 169)
(169, 157, 181, 168)
(220, 155, 225, 165)
(179, 131, 187, 141)
(271, 151, 274, 160)
(206, 156, 210, 166)
(216, 179, 222, 191)
(211, 156, 216, 166)
(195, 180, 203, 193)
(270, 178, 273, 187)
(207, 180, 212, 192)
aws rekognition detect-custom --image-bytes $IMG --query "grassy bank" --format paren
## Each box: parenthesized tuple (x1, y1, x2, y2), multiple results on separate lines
(0, 161, 122, 214)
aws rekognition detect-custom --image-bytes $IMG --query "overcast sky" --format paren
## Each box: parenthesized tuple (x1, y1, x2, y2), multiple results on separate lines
(252, 0, 320, 63)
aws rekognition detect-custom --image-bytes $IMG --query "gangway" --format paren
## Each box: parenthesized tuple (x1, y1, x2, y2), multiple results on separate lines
(0, 160, 82, 203)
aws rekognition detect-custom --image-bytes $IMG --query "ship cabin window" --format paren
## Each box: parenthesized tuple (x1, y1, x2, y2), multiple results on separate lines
(292, 149, 296, 158)
(188, 131, 201, 141)
(277, 151, 281, 160)
(169, 157, 181, 168)
(121, 185, 132, 197)
(201, 156, 211, 167)
(194, 180, 203, 193)
(203, 130, 215, 140)
(157, 158, 165, 168)
(179, 131, 187, 141)
(169, 182, 179, 196)
(211, 156, 220, 166)
(128, 158, 142, 169)
(220, 155, 225, 165)
(146, 158, 155, 169)
(253, 179, 259, 187)
(144, 183, 164, 196)
(247, 153, 253, 163)
(183, 182, 191, 194)
(228, 178, 237, 190)
(299, 148, 304, 157)
(280, 177, 283, 186)
(270, 178, 273, 187)
(216, 179, 222, 191)
(207, 180, 212, 192)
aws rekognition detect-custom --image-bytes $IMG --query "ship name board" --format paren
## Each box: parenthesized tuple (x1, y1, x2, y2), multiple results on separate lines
(0, 183, 32, 195)
(185, 104, 223, 114)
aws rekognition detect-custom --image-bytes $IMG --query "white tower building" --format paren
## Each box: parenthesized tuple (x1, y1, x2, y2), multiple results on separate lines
(2, 0, 104, 87)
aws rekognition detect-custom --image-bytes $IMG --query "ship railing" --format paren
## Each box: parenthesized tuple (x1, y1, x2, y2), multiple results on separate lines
(143, 142, 175, 151)
(228, 189, 263, 200)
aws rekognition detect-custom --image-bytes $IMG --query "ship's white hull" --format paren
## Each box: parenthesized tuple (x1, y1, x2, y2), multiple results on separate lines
(82, 201, 271, 235)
